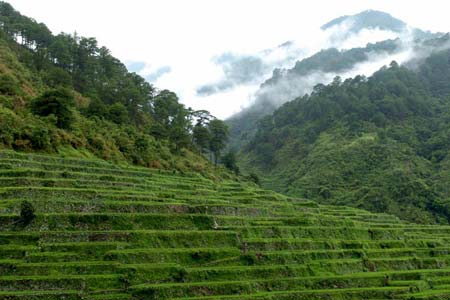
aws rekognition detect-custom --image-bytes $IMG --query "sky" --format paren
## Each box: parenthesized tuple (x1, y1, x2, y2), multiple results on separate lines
(7, 0, 450, 119)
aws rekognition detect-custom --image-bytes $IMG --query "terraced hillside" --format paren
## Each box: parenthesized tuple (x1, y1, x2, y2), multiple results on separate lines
(1, 151, 450, 299)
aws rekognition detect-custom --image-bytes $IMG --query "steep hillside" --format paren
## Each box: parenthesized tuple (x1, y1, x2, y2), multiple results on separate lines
(240, 51, 450, 224)
(0, 1, 229, 179)
(3, 151, 450, 299)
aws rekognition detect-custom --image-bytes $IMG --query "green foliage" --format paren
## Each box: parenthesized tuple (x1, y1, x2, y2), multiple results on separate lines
(246, 172, 260, 186)
(19, 200, 35, 225)
(108, 102, 129, 124)
(192, 110, 213, 153)
(193, 122, 211, 153)
(0, 2, 233, 177)
(31, 88, 75, 129)
(151, 90, 191, 150)
(290, 40, 398, 77)
(241, 54, 450, 223)
(419, 45, 450, 98)
(221, 151, 240, 174)
(0, 105, 53, 151)
(0, 73, 20, 95)
(208, 119, 229, 165)
(41, 66, 72, 88)
(85, 97, 108, 118)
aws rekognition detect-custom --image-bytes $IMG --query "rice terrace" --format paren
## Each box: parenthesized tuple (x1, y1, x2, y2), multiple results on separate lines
(1, 1, 450, 299)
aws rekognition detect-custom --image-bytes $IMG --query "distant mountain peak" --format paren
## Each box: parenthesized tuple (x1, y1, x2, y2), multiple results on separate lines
(321, 10, 407, 33)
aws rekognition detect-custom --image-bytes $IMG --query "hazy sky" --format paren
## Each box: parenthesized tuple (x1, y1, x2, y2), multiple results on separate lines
(7, 0, 450, 118)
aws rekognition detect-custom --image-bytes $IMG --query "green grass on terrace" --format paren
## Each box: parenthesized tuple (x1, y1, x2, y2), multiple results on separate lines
(1, 150, 450, 299)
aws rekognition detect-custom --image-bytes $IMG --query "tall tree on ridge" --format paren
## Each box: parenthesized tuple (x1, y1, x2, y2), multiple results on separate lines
(208, 118, 229, 165)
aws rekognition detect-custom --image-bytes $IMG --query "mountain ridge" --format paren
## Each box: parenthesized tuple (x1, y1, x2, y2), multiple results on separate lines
(321, 10, 407, 33)
(226, 11, 445, 153)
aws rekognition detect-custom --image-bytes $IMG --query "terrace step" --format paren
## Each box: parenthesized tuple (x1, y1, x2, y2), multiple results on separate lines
(0, 213, 249, 231)
(105, 247, 241, 265)
(0, 290, 81, 300)
(237, 248, 450, 266)
(399, 288, 450, 299)
(222, 225, 405, 240)
(86, 293, 131, 300)
(0, 187, 277, 206)
(0, 157, 210, 184)
(145, 286, 412, 300)
(129, 271, 425, 299)
(243, 238, 449, 251)
(25, 252, 93, 263)
(0, 261, 119, 276)
(0, 199, 275, 216)
(0, 274, 121, 291)
(0, 230, 240, 248)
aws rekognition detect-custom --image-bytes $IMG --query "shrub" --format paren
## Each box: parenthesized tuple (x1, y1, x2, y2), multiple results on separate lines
(172, 268, 188, 283)
(27, 125, 52, 150)
(19, 200, 36, 225)
(0, 74, 21, 96)
(85, 98, 108, 118)
(247, 172, 260, 186)
(221, 151, 240, 175)
(31, 88, 75, 129)
(42, 67, 73, 88)
(108, 103, 129, 124)
(0, 95, 13, 109)
(0, 107, 21, 146)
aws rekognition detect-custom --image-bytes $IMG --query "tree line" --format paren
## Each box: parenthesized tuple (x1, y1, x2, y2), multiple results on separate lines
(0, 1, 231, 168)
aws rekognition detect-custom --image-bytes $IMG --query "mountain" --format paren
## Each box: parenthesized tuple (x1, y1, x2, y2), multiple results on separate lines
(239, 48, 450, 224)
(227, 39, 412, 151)
(321, 10, 407, 33)
(227, 10, 443, 152)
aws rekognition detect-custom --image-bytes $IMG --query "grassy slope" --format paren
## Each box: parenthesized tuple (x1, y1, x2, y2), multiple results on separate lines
(242, 129, 440, 224)
(1, 150, 450, 299)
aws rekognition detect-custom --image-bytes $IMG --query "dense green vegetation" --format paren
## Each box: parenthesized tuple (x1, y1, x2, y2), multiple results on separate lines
(227, 29, 444, 154)
(3, 151, 450, 299)
(0, 1, 229, 175)
(241, 53, 450, 224)
(4, 2, 450, 298)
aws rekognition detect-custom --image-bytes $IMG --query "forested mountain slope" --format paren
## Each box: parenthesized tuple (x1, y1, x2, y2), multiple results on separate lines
(0, 1, 228, 179)
(227, 39, 404, 150)
(227, 11, 444, 152)
(240, 51, 450, 224)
